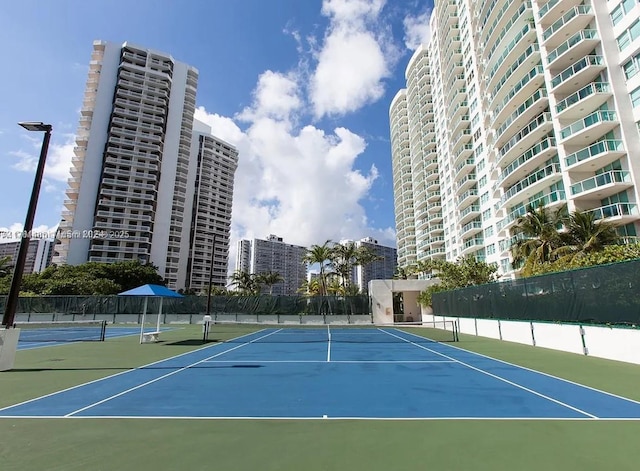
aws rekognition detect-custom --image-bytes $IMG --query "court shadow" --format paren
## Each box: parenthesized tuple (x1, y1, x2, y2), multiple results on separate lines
(164, 339, 216, 346)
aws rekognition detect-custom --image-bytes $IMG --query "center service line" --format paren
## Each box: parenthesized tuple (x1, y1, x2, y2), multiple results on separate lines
(327, 325, 331, 362)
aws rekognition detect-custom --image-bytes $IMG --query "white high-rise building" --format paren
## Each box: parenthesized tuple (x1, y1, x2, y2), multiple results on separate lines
(235, 239, 252, 274)
(390, 1, 640, 278)
(53, 40, 238, 290)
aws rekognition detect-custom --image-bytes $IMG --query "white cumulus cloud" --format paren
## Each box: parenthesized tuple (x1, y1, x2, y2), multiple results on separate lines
(403, 8, 433, 50)
(309, 0, 398, 118)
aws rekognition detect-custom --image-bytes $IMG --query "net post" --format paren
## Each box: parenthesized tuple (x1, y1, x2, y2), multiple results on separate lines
(202, 315, 212, 343)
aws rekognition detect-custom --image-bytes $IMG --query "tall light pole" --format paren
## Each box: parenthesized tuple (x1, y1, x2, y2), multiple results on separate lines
(206, 233, 217, 316)
(2, 122, 52, 328)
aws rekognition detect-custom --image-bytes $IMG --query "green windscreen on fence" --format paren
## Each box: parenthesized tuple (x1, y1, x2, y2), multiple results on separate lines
(432, 258, 640, 325)
(0, 294, 371, 320)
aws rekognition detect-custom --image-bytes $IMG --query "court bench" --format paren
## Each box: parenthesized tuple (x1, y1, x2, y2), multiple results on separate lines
(141, 331, 161, 343)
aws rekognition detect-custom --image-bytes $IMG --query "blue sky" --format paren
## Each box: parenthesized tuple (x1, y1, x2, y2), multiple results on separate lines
(0, 0, 433, 254)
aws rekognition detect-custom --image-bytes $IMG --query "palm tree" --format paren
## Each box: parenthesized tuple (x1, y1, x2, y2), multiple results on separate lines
(510, 203, 569, 276)
(393, 265, 415, 280)
(329, 241, 358, 293)
(558, 209, 621, 260)
(303, 240, 333, 296)
(255, 271, 284, 295)
(229, 270, 258, 294)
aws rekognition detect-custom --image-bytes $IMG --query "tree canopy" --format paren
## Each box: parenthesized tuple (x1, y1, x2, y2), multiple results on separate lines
(0, 260, 164, 296)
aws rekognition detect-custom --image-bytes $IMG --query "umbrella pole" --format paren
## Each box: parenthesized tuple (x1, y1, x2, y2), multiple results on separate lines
(157, 298, 163, 334)
(140, 297, 148, 344)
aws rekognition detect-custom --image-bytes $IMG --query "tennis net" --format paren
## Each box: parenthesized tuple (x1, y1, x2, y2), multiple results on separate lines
(15, 319, 107, 342)
(203, 320, 459, 344)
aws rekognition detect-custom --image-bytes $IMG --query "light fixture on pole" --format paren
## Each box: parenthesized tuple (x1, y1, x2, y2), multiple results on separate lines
(2, 122, 53, 329)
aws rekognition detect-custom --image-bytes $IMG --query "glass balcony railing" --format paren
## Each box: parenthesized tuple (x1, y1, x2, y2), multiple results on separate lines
(555, 82, 610, 114)
(501, 163, 561, 204)
(463, 237, 485, 250)
(460, 204, 481, 219)
(497, 88, 547, 139)
(499, 137, 556, 183)
(543, 5, 593, 41)
(492, 65, 544, 116)
(590, 203, 638, 221)
(488, 23, 536, 79)
(547, 30, 598, 65)
(497, 190, 566, 230)
(489, 44, 539, 95)
(538, 0, 559, 19)
(484, 2, 530, 58)
(570, 170, 631, 195)
(559, 110, 617, 140)
(461, 219, 483, 234)
(564, 139, 624, 167)
(499, 112, 552, 159)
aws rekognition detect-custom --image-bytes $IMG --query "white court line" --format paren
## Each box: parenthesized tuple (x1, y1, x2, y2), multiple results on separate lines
(64, 329, 283, 417)
(200, 360, 456, 364)
(398, 328, 640, 408)
(6, 415, 640, 421)
(327, 325, 331, 362)
(378, 328, 598, 419)
(0, 328, 271, 413)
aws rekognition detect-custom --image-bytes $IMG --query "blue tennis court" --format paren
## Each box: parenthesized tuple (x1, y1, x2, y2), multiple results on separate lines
(17, 325, 161, 350)
(3, 327, 640, 419)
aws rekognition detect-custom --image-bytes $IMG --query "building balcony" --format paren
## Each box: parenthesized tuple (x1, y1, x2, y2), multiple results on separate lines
(546, 29, 599, 71)
(459, 204, 482, 226)
(455, 173, 477, 194)
(492, 65, 545, 126)
(498, 136, 557, 189)
(486, 24, 537, 90)
(489, 43, 541, 107)
(426, 179, 440, 192)
(499, 163, 563, 209)
(426, 201, 442, 214)
(460, 218, 483, 239)
(558, 110, 618, 146)
(460, 237, 484, 257)
(481, 1, 530, 55)
(452, 143, 474, 168)
(426, 189, 441, 202)
(427, 212, 443, 224)
(555, 82, 612, 121)
(452, 129, 472, 152)
(570, 170, 633, 199)
(537, 0, 583, 24)
(564, 139, 626, 173)
(496, 190, 566, 235)
(458, 188, 479, 208)
(542, 5, 594, 49)
(588, 203, 639, 224)
(497, 112, 554, 167)
(495, 88, 548, 148)
(455, 157, 475, 180)
(429, 223, 444, 236)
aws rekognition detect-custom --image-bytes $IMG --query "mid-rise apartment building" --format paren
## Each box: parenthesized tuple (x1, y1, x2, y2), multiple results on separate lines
(242, 235, 308, 295)
(350, 237, 398, 293)
(53, 40, 238, 290)
(390, 0, 640, 277)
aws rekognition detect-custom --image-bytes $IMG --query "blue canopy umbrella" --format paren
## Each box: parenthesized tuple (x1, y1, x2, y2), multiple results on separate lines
(118, 284, 183, 343)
